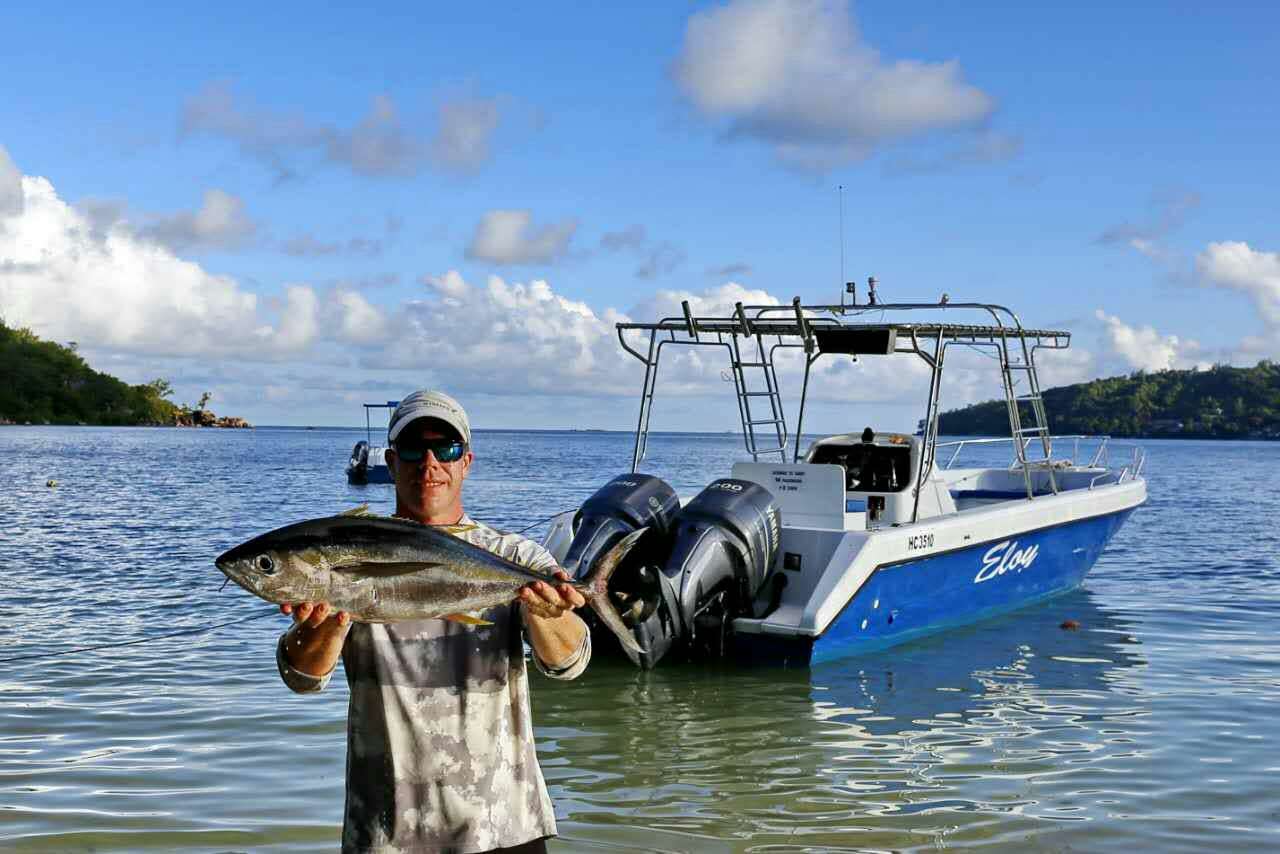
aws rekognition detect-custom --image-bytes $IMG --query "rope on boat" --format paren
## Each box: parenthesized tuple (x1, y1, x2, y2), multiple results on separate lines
(514, 509, 576, 535)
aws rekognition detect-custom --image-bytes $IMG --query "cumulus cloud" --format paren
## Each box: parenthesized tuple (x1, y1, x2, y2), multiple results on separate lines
(181, 83, 508, 180)
(1094, 310, 1204, 372)
(0, 166, 314, 358)
(330, 289, 388, 345)
(430, 96, 501, 173)
(464, 210, 577, 265)
(1196, 241, 1280, 329)
(140, 188, 257, 251)
(672, 0, 994, 170)
(380, 272, 631, 395)
(325, 94, 424, 177)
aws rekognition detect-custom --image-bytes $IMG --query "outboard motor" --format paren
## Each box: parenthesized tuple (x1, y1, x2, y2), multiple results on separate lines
(563, 473, 681, 614)
(624, 478, 781, 668)
(346, 441, 370, 484)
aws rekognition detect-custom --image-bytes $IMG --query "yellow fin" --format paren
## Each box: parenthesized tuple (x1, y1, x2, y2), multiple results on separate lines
(444, 612, 493, 626)
(340, 503, 372, 517)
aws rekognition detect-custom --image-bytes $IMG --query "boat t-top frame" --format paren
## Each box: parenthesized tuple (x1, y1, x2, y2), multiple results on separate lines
(361, 401, 399, 445)
(616, 300, 1071, 513)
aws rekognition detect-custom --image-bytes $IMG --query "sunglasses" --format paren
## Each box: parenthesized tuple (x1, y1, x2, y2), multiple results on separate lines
(394, 438, 467, 463)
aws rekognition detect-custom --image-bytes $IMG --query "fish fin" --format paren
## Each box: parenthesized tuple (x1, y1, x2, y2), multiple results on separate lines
(582, 527, 649, 659)
(443, 612, 493, 626)
(340, 503, 372, 517)
(335, 561, 442, 578)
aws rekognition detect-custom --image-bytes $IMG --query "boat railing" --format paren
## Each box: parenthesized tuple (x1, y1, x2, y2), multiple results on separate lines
(939, 435, 1110, 470)
(941, 434, 1145, 487)
(1091, 445, 1146, 488)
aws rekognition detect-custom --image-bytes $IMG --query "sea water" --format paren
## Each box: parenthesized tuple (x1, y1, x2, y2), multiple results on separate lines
(1, 427, 1278, 852)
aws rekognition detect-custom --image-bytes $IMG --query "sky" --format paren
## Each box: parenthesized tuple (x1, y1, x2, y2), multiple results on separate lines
(1, 0, 1277, 434)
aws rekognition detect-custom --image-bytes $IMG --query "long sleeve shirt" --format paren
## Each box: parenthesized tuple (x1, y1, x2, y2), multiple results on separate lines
(276, 516, 590, 854)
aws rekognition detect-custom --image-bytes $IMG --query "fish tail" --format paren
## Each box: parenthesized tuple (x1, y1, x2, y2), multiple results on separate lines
(581, 527, 649, 657)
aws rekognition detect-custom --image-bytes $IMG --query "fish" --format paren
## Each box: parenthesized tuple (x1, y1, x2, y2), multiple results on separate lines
(215, 508, 647, 655)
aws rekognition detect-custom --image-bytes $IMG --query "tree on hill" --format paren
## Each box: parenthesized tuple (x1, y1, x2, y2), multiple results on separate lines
(938, 362, 1280, 438)
(0, 319, 179, 426)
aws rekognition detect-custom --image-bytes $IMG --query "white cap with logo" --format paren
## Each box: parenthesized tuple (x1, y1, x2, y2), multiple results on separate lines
(387, 390, 471, 445)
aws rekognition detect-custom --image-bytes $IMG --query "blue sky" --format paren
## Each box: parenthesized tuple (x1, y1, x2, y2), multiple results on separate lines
(1, 1, 1277, 433)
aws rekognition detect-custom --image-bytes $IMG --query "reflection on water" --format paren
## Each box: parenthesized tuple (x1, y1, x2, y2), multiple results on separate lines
(542, 590, 1151, 851)
(2, 428, 1279, 852)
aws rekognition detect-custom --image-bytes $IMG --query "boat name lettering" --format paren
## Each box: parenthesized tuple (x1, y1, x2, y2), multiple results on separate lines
(907, 533, 934, 551)
(974, 540, 1040, 584)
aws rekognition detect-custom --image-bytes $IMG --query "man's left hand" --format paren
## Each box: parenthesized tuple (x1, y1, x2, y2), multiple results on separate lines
(519, 569, 586, 621)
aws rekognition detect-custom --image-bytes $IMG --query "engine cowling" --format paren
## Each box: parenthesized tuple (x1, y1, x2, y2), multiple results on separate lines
(562, 473, 680, 583)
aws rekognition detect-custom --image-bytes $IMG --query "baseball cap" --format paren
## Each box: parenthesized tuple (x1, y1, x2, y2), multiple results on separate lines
(387, 390, 471, 445)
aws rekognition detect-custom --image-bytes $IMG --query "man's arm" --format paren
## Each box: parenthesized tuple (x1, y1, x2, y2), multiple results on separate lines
(276, 602, 351, 693)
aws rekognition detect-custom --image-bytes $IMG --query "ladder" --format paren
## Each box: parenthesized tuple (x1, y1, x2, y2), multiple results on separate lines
(730, 304, 788, 461)
(999, 332, 1058, 497)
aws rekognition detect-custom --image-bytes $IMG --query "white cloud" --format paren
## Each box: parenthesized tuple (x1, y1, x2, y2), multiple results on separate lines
(141, 188, 257, 251)
(0, 145, 22, 218)
(1196, 241, 1280, 328)
(325, 95, 424, 177)
(430, 96, 501, 174)
(181, 83, 510, 180)
(331, 289, 388, 344)
(0, 168, 312, 358)
(1094, 309, 1204, 371)
(672, 0, 994, 170)
(381, 272, 631, 395)
(464, 210, 577, 265)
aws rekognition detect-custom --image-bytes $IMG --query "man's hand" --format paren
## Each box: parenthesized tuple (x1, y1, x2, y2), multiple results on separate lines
(281, 601, 351, 629)
(520, 570, 589, 671)
(517, 570, 586, 620)
(280, 601, 351, 678)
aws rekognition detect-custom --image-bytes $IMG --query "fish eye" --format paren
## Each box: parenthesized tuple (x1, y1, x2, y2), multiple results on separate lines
(256, 555, 276, 574)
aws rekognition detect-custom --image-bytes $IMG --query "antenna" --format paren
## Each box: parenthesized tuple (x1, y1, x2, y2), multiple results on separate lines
(838, 184, 845, 303)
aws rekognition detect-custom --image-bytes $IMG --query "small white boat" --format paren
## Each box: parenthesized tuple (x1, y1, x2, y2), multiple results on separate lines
(346, 402, 398, 485)
(542, 297, 1146, 668)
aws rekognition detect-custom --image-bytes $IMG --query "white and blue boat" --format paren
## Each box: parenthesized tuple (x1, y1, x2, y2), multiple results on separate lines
(346, 402, 398, 485)
(543, 298, 1146, 668)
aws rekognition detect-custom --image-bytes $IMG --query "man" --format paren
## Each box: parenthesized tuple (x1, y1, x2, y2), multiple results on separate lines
(276, 389, 590, 854)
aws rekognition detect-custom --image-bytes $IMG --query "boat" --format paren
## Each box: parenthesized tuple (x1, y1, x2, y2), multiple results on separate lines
(346, 402, 398, 485)
(541, 297, 1146, 668)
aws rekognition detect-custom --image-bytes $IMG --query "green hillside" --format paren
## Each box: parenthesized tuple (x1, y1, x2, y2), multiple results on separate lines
(938, 362, 1280, 439)
(0, 320, 178, 426)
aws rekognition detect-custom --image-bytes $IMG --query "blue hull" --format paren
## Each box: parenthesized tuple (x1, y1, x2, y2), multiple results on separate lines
(735, 508, 1134, 668)
(347, 464, 393, 485)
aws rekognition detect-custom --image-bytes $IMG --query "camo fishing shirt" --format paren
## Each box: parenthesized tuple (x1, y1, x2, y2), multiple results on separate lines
(275, 516, 590, 854)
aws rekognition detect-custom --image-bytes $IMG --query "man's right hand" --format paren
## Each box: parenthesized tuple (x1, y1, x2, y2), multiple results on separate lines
(280, 602, 352, 678)
(281, 601, 351, 630)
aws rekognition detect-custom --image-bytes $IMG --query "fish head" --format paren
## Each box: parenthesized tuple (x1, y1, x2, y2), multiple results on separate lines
(215, 523, 334, 604)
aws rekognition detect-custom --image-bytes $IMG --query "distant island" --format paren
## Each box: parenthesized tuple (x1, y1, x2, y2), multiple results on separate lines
(939, 362, 1280, 439)
(0, 319, 250, 428)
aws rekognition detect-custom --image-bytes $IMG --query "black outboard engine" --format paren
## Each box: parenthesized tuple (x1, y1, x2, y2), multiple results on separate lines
(563, 474, 681, 583)
(346, 440, 370, 484)
(624, 478, 780, 668)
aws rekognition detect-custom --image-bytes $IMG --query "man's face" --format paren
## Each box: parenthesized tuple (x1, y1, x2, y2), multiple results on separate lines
(386, 420, 473, 524)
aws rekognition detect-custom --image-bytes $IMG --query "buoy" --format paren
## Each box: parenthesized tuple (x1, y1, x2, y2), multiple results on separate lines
(46, 479, 57, 488)
(1059, 619, 1080, 631)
